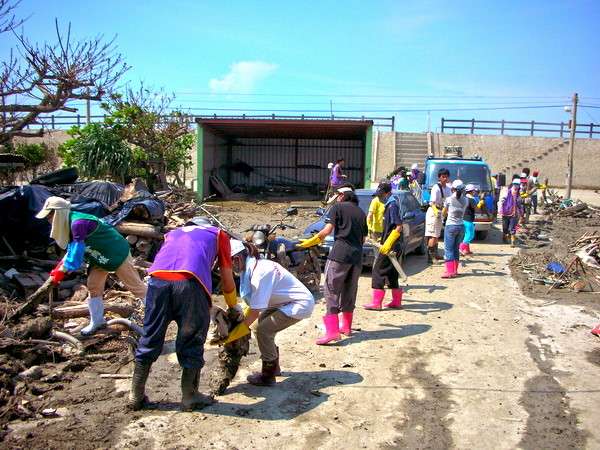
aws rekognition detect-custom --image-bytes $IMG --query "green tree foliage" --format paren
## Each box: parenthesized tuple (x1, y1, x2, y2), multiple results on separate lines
(101, 85, 193, 191)
(0, 142, 59, 184)
(58, 123, 133, 183)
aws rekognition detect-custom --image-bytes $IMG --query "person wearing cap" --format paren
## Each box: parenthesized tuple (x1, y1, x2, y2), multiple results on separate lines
(409, 163, 420, 182)
(127, 218, 237, 411)
(499, 179, 523, 246)
(298, 183, 367, 344)
(441, 180, 468, 278)
(36, 196, 147, 336)
(224, 240, 314, 386)
(425, 168, 452, 264)
(366, 194, 385, 242)
(460, 184, 484, 256)
(363, 182, 405, 310)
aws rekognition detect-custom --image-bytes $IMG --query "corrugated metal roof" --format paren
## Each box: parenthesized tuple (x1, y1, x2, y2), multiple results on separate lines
(195, 116, 374, 139)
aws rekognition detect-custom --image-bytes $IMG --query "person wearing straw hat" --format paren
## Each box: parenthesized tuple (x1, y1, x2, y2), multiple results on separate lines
(36, 196, 147, 335)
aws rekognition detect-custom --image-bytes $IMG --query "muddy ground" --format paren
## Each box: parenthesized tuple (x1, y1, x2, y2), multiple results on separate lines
(3, 190, 600, 449)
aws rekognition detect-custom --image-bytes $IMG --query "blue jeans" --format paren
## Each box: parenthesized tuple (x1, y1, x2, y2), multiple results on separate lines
(463, 221, 475, 244)
(444, 225, 465, 262)
(136, 277, 211, 369)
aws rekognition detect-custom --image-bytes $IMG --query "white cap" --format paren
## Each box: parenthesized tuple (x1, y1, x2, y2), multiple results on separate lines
(230, 239, 246, 257)
(411, 163, 419, 170)
(451, 179, 464, 190)
(35, 196, 72, 219)
(520, 173, 527, 178)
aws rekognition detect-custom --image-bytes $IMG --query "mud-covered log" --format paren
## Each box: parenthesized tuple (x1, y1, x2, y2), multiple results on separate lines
(114, 221, 163, 239)
(559, 202, 588, 216)
(51, 301, 135, 319)
(208, 342, 250, 396)
(9, 276, 54, 322)
(207, 306, 250, 396)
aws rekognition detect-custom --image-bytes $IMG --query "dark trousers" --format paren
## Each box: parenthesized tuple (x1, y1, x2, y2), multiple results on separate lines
(324, 260, 361, 315)
(502, 215, 519, 236)
(136, 277, 211, 369)
(371, 252, 400, 290)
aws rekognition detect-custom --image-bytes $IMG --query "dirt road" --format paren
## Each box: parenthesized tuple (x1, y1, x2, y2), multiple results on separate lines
(5, 201, 600, 449)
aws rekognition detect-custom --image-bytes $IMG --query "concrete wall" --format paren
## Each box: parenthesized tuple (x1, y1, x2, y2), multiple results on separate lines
(373, 131, 600, 189)
(12, 129, 600, 190)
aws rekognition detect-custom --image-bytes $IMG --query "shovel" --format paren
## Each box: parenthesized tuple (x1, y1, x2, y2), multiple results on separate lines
(366, 238, 408, 282)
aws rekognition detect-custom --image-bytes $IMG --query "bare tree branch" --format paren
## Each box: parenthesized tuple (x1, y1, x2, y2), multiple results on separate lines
(0, 2, 129, 147)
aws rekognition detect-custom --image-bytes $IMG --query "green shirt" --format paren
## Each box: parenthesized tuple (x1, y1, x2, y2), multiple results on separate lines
(70, 211, 130, 272)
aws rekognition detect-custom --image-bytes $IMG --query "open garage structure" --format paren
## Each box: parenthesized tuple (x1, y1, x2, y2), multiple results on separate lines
(194, 116, 392, 200)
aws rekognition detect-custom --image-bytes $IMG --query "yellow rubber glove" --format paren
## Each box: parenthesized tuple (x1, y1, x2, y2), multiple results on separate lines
(211, 322, 251, 346)
(223, 288, 238, 308)
(431, 205, 440, 217)
(520, 193, 529, 198)
(477, 199, 485, 208)
(380, 229, 401, 255)
(539, 184, 547, 190)
(297, 234, 323, 248)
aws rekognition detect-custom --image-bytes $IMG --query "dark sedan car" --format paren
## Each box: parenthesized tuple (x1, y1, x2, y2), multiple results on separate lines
(302, 189, 426, 267)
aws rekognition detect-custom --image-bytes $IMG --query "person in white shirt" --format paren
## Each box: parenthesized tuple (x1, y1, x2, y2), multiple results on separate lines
(223, 240, 315, 387)
(425, 168, 452, 264)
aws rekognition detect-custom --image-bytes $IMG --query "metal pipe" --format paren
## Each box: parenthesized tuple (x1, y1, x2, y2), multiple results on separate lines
(52, 330, 85, 356)
(107, 318, 145, 336)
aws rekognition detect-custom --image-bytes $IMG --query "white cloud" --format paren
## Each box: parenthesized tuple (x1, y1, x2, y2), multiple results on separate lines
(209, 61, 279, 94)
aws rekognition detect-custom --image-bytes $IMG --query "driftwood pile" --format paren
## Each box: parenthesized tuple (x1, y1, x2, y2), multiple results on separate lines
(0, 188, 217, 425)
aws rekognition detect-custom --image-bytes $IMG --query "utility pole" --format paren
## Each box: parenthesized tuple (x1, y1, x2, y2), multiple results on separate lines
(566, 93, 578, 200)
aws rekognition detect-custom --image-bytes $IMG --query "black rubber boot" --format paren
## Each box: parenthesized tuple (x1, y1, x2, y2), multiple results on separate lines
(247, 359, 278, 387)
(181, 368, 215, 412)
(427, 246, 441, 265)
(127, 360, 152, 411)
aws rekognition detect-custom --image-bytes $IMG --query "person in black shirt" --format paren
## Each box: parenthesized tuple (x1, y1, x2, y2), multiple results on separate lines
(363, 182, 404, 310)
(298, 183, 367, 344)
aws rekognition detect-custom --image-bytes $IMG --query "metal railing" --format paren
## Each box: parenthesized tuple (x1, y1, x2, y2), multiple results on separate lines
(441, 118, 599, 138)
(28, 113, 396, 131)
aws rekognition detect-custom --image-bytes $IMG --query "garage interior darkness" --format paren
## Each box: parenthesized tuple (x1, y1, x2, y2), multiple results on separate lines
(195, 116, 387, 199)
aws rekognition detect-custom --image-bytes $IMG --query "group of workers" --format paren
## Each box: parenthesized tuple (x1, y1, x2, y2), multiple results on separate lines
(33, 163, 570, 412)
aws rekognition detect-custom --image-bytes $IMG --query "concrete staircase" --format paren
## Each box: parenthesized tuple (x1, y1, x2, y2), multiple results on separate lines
(395, 132, 429, 170)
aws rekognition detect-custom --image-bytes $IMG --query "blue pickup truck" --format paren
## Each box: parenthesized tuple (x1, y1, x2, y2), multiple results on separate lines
(419, 153, 495, 240)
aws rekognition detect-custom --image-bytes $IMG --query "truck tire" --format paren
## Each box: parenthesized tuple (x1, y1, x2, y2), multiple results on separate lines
(414, 235, 427, 255)
(475, 230, 488, 240)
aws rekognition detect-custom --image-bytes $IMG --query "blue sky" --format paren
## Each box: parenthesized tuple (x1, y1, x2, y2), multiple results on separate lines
(5, 0, 600, 133)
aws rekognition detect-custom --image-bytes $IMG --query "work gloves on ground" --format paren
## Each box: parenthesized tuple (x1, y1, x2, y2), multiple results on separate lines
(297, 234, 323, 248)
(49, 261, 67, 285)
(380, 229, 401, 255)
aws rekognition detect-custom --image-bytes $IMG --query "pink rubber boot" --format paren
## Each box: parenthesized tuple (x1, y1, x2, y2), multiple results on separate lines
(464, 243, 473, 254)
(591, 324, 600, 337)
(363, 289, 385, 310)
(316, 314, 341, 345)
(339, 312, 353, 335)
(384, 289, 403, 308)
(454, 260, 460, 276)
(441, 261, 456, 278)
(459, 242, 468, 256)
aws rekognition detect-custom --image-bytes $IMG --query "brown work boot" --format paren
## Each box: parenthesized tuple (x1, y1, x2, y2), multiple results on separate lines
(247, 359, 279, 387)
